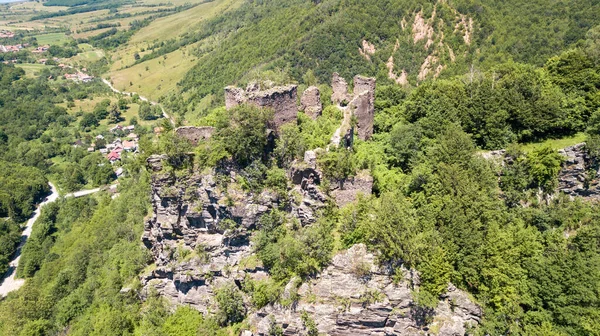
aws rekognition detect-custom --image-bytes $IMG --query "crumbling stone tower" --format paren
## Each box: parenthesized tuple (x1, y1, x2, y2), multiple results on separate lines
(330, 73, 376, 141)
(224, 84, 298, 131)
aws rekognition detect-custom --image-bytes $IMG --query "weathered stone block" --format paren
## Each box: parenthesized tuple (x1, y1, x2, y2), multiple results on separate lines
(350, 92, 373, 141)
(300, 86, 322, 119)
(331, 170, 373, 207)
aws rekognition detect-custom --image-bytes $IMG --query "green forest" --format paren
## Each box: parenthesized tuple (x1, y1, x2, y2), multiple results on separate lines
(0, 0, 599, 335)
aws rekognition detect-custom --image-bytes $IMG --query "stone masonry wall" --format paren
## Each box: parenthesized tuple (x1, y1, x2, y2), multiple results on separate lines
(175, 126, 215, 145)
(224, 84, 298, 131)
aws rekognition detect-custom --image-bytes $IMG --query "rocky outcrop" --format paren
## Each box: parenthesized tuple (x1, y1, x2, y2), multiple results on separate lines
(224, 84, 298, 131)
(481, 143, 600, 200)
(140, 156, 277, 312)
(175, 126, 215, 145)
(331, 170, 374, 207)
(246, 244, 482, 336)
(300, 86, 322, 119)
(558, 143, 600, 198)
(224, 86, 247, 109)
(140, 154, 330, 310)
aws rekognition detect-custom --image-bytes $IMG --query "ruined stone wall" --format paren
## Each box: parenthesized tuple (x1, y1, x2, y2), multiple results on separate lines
(331, 72, 351, 104)
(351, 75, 376, 141)
(247, 85, 298, 131)
(224, 86, 247, 110)
(175, 126, 215, 145)
(330, 73, 376, 141)
(224, 84, 298, 131)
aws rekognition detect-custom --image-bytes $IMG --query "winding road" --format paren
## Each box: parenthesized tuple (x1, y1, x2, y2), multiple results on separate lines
(101, 78, 175, 126)
(0, 183, 102, 297)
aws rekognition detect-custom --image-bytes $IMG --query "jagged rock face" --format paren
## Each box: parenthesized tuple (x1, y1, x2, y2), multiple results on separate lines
(331, 72, 350, 105)
(141, 156, 277, 312)
(301, 86, 322, 119)
(140, 155, 329, 310)
(331, 170, 373, 207)
(558, 143, 600, 198)
(174, 126, 215, 145)
(246, 244, 482, 336)
(224, 84, 299, 131)
(481, 143, 600, 200)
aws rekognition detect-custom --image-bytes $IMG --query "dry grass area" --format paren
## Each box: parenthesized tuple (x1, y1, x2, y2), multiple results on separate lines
(107, 42, 201, 101)
(131, 0, 242, 43)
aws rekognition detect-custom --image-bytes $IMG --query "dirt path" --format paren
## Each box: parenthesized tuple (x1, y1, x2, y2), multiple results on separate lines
(0, 183, 102, 297)
(101, 78, 175, 126)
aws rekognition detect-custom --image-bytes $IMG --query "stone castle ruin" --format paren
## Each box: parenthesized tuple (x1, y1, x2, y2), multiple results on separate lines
(332, 73, 376, 141)
(174, 126, 215, 145)
(222, 73, 375, 140)
(224, 84, 299, 131)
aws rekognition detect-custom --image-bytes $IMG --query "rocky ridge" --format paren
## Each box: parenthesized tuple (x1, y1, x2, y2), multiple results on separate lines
(140, 154, 481, 335)
(481, 143, 600, 200)
(248, 244, 481, 336)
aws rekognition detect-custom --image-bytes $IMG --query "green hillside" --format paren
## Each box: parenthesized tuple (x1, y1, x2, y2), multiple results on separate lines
(147, 0, 599, 116)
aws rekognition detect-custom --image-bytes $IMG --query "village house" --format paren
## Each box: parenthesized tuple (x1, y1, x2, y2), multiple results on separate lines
(32, 45, 49, 53)
(0, 44, 22, 53)
(65, 72, 94, 82)
(0, 31, 15, 38)
(122, 140, 137, 152)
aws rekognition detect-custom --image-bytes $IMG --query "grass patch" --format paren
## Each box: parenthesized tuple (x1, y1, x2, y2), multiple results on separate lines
(521, 133, 586, 153)
(107, 43, 200, 101)
(15, 63, 50, 77)
(34, 32, 71, 45)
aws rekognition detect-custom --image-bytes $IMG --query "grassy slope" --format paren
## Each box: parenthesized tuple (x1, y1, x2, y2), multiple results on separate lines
(131, 0, 242, 43)
(104, 0, 242, 101)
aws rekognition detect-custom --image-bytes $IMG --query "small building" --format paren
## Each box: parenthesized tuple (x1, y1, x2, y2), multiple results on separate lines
(122, 140, 137, 152)
(110, 125, 123, 133)
(87, 147, 95, 152)
(115, 167, 124, 177)
(96, 134, 104, 140)
(107, 150, 121, 162)
(99, 148, 108, 154)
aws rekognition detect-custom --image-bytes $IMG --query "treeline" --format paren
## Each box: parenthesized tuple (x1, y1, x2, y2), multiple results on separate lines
(78, 22, 121, 33)
(0, 161, 49, 276)
(385, 47, 600, 149)
(44, 0, 121, 7)
(0, 173, 152, 336)
(77, 4, 197, 50)
(30, 2, 125, 21)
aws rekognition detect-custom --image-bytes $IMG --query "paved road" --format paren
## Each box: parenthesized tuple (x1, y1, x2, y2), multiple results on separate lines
(101, 78, 174, 125)
(66, 187, 101, 198)
(0, 183, 102, 297)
